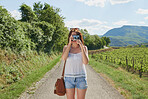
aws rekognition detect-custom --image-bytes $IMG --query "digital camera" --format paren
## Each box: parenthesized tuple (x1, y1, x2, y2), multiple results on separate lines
(72, 35, 80, 41)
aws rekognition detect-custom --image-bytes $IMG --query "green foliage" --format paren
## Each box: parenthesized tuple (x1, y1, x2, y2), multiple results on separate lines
(95, 47, 148, 73)
(0, 2, 69, 54)
(101, 36, 111, 46)
(33, 2, 43, 19)
(0, 48, 61, 98)
(33, 2, 65, 27)
(50, 26, 69, 52)
(81, 29, 109, 50)
(0, 6, 32, 53)
(32, 2, 68, 52)
(31, 21, 55, 52)
(19, 4, 38, 22)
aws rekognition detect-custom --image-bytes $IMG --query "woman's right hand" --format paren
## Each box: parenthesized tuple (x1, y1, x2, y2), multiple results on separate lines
(69, 34, 73, 45)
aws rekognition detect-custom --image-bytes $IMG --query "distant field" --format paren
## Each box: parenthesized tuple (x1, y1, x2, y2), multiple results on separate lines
(91, 47, 148, 78)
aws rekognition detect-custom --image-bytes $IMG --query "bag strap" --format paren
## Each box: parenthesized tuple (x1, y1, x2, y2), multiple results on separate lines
(62, 60, 66, 77)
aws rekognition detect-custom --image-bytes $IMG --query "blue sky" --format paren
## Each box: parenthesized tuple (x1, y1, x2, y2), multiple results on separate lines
(0, 0, 148, 35)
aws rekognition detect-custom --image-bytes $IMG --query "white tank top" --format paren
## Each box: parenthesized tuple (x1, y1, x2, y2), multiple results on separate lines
(64, 46, 87, 77)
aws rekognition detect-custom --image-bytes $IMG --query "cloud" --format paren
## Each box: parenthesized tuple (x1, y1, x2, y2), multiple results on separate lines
(85, 0, 106, 7)
(65, 19, 141, 35)
(76, 0, 85, 2)
(144, 16, 148, 20)
(76, 0, 134, 7)
(113, 20, 147, 27)
(78, 19, 103, 27)
(9, 10, 21, 20)
(110, 0, 134, 5)
(136, 8, 148, 14)
(138, 21, 145, 24)
(76, 0, 106, 7)
(113, 20, 129, 26)
(65, 19, 112, 35)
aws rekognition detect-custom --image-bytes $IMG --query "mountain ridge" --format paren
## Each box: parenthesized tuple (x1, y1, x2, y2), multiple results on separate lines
(102, 25, 148, 46)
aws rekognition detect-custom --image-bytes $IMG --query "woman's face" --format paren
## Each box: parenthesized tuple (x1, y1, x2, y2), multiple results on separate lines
(71, 32, 77, 43)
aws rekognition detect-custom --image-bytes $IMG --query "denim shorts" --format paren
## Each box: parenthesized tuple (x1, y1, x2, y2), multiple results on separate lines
(64, 76, 88, 89)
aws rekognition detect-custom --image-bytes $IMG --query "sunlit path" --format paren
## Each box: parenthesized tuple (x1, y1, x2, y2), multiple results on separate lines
(19, 60, 125, 99)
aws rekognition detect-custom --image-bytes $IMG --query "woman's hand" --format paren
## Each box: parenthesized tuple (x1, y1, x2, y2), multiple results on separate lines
(69, 34, 73, 45)
(76, 39, 83, 47)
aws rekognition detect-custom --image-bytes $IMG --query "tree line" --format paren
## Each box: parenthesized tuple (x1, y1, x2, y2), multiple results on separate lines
(0, 2, 110, 54)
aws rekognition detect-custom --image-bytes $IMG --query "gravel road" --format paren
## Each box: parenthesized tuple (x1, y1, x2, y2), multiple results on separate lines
(18, 60, 125, 99)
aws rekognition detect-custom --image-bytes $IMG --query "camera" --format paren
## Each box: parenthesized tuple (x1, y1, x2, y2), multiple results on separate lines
(72, 35, 80, 41)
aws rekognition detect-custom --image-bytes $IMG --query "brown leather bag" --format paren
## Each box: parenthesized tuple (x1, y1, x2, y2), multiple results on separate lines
(54, 60, 66, 96)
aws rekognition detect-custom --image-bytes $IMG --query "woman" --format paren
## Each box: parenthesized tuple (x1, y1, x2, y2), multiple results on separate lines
(61, 28, 89, 99)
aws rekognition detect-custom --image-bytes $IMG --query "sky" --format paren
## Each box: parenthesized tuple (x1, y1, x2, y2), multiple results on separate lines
(0, 0, 148, 35)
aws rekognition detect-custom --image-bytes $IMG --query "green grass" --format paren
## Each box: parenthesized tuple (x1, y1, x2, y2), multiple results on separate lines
(89, 55, 148, 99)
(0, 55, 61, 99)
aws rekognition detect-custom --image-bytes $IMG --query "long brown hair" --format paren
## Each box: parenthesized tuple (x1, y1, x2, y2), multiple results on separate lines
(67, 28, 84, 45)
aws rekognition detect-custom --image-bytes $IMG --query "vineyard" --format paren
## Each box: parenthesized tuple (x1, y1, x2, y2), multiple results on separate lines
(91, 47, 148, 78)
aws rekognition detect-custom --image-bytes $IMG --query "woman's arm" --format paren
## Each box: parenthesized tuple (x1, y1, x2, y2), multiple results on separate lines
(61, 43, 71, 61)
(80, 45, 89, 65)
(62, 34, 73, 61)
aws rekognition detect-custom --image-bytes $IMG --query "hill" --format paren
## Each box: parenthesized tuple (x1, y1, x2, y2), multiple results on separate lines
(103, 25, 148, 46)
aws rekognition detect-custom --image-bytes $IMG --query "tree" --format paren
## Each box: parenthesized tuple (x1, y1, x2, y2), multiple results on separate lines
(101, 37, 111, 46)
(0, 6, 33, 52)
(33, 3, 65, 27)
(19, 4, 38, 22)
(33, 2, 43, 18)
(33, 2, 68, 52)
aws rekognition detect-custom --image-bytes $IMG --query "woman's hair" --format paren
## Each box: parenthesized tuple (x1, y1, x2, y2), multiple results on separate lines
(67, 28, 84, 45)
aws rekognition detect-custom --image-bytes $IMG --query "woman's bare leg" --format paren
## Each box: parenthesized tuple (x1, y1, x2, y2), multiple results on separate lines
(77, 88, 87, 99)
(66, 88, 75, 99)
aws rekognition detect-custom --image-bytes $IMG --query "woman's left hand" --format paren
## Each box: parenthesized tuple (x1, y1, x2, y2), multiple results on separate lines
(76, 39, 83, 47)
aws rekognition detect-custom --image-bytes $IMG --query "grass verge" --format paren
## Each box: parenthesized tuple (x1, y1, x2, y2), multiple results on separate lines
(0, 55, 61, 99)
(89, 55, 148, 99)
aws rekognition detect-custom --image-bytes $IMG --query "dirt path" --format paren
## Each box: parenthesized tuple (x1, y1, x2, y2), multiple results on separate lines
(19, 60, 125, 99)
